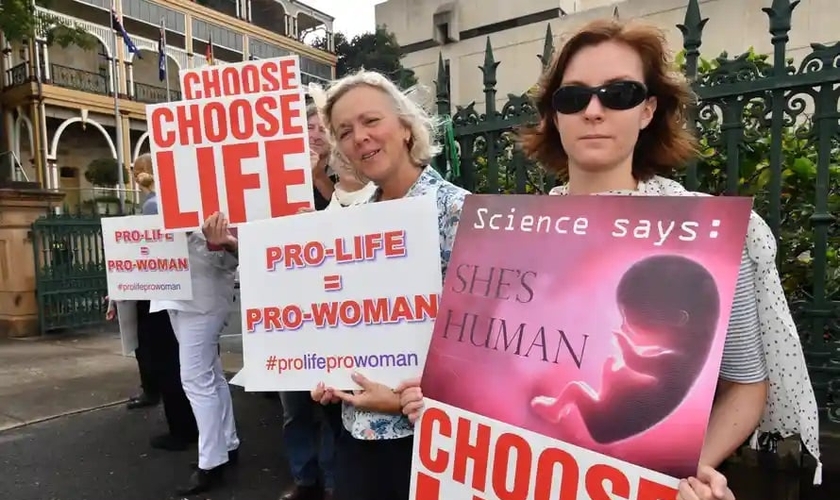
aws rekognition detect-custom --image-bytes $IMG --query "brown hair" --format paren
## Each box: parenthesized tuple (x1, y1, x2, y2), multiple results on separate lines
(519, 19, 697, 180)
(133, 154, 153, 176)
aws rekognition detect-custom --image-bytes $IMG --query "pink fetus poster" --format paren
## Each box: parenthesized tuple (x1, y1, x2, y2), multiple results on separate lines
(420, 193, 753, 483)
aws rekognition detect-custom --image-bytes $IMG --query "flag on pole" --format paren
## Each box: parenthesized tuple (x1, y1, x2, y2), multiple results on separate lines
(158, 20, 166, 81)
(205, 33, 215, 65)
(111, 4, 141, 58)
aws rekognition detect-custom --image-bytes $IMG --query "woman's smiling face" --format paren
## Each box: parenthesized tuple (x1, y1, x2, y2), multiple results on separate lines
(330, 85, 411, 183)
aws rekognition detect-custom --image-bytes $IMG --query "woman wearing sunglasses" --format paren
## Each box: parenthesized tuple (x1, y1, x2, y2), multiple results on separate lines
(400, 18, 821, 500)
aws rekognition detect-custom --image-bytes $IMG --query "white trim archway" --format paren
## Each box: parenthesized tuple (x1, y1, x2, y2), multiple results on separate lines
(133, 131, 150, 161)
(85, 32, 113, 60)
(13, 113, 35, 159)
(48, 116, 117, 160)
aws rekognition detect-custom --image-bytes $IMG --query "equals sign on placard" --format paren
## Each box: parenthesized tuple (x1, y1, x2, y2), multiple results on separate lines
(323, 274, 343, 292)
(139, 246, 150, 256)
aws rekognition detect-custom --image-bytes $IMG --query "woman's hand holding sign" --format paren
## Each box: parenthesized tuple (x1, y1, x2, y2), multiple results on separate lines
(333, 372, 401, 413)
(312, 382, 340, 405)
(104, 296, 116, 321)
(203, 212, 238, 252)
(312, 373, 408, 414)
(678, 466, 735, 500)
(396, 377, 424, 424)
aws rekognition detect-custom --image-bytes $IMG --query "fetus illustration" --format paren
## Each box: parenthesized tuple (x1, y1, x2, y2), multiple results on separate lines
(531, 254, 720, 444)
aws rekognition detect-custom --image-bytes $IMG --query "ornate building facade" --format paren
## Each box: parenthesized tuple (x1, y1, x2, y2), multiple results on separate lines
(1, 0, 336, 210)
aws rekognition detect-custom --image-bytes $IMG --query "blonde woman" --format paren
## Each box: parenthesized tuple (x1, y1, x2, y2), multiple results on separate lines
(106, 155, 198, 451)
(310, 71, 469, 500)
(205, 71, 469, 499)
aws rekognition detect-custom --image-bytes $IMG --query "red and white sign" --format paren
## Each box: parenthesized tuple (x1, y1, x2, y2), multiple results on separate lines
(145, 56, 314, 232)
(101, 215, 193, 301)
(411, 399, 680, 500)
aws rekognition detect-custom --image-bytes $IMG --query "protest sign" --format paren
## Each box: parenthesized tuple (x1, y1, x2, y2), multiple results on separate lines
(411, 195, 753, 498)
(101, 215, 193, 301)
(146, 56, 314, 232)
(413, 399, 684, 500)
(237, 195, 442, 391)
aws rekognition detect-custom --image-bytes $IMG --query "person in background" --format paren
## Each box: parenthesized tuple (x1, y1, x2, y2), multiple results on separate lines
(111, 160, 160, 411)
(152, 213, 241, 496)
(134, 155, 199, 451)
(105, 156, 199, 453)
(309, 70, 469, 500)
(309, 103, 337, 211)
(272, 106, 343, 500)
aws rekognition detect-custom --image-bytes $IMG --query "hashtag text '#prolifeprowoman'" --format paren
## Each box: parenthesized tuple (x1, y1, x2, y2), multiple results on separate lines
(265, 352, 420, 374)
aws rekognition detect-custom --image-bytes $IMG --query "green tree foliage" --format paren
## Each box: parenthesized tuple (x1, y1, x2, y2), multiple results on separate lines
(313, 27, 418, 89)
(84, 157, 127, 187)
(0, 0, 96, 49)
(673, 49, 840, 315)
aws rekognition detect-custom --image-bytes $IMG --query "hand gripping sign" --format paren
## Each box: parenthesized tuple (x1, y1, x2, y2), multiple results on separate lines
(145, 56, 315, 232)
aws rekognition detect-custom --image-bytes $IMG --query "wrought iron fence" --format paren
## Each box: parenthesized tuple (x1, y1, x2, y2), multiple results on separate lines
(31, 200, 138, 334)
(431, 0, 840, 425)
(3, 61, 29, 89)
(134, 82, 182, 104)
(49, 63, 109, 96)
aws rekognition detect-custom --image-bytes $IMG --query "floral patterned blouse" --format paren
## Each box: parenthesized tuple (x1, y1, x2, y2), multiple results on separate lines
(340, 165, 469, 440)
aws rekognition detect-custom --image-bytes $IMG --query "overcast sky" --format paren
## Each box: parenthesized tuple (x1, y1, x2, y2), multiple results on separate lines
(302, 0, 385, 39)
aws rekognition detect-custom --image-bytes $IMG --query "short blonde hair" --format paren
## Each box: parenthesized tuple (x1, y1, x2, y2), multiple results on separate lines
(133, 154, 154, 189)
(320, 70, 441, 167)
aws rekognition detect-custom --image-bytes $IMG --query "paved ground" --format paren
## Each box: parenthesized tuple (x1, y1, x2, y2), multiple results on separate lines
(0, 326, 245, 432)
(0, 327, 296, 500)
(2, 326, 840, 500)
(0, 329, 140, 431)
(0, 387, 293, 500)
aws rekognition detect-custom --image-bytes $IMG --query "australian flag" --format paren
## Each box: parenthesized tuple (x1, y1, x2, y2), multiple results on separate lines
(158, 21, 166, 81)
(111, 4, 140, 59)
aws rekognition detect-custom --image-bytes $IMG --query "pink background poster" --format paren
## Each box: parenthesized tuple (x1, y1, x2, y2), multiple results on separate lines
(422, 194, 753, 479)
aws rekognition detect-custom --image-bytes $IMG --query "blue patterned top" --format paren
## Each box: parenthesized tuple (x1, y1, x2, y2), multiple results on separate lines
(340, 165, 469, 440)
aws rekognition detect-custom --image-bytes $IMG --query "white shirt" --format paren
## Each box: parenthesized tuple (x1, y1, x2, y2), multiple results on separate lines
(326, 182, 378, 210)
(150, 231, 238, 315)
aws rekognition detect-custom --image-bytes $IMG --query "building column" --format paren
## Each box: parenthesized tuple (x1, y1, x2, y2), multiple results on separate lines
(31, 39, 43, 83)
(1, 33, 11, 87)
(185, 12, 194, 69)
(126, 62, 134, 99)
(28, 97, 45, 187)
(48, 159, 58, 192)
(325, 21, 335, 52)
(105, 55, 115, 95)
(41, 42, 51, 81)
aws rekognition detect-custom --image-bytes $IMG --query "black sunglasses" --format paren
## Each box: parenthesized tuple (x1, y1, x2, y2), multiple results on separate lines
(552, 80, 648, 114)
